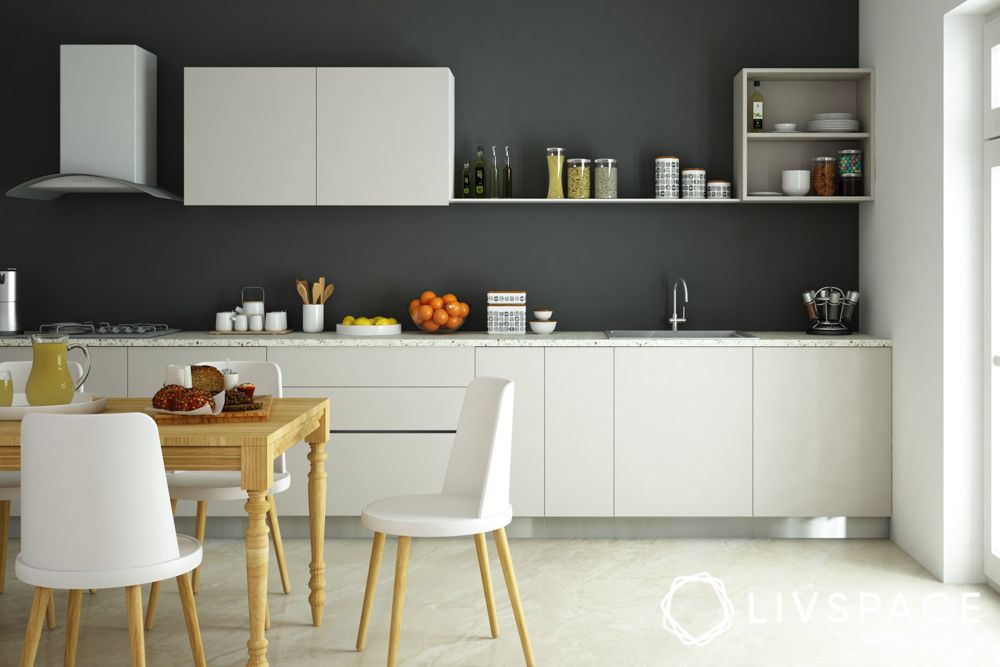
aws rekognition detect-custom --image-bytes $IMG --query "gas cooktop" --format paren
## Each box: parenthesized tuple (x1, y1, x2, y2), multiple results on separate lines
(29, 322, 181, 339)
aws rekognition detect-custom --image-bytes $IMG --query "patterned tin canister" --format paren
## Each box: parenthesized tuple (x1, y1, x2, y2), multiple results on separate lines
(487, 305, 526, 334)
(706, 180, 731, 200)
(837, 149, 863, 176)
(655, 156, 680, 199)
(681, 168, 706, 199)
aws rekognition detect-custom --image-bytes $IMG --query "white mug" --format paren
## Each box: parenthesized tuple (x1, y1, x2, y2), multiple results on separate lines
(303, 304, 324, 333)
(165, 364, 192, 388)
(215, 312, 233, 332)
(233, 314, 248, 331)
(249, 314, 264, 332)
(265, 311, 287, 332)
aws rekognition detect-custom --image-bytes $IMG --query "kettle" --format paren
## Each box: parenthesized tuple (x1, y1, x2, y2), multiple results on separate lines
(0, 269, 19, 334)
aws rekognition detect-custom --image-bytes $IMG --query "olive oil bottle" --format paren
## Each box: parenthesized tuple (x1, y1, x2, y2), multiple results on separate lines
(489, 146, 499, 198)
(473, 146, 486, 198)
(461, 159, 471, 198)
(503, 145, 512, 198)
(750, 80, 764, 132)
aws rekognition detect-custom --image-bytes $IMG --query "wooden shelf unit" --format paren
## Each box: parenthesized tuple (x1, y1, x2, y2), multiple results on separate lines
(733, 68, 874, 202)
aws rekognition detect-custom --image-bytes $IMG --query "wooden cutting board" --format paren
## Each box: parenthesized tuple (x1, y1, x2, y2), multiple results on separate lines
(150, 396, 273, 425)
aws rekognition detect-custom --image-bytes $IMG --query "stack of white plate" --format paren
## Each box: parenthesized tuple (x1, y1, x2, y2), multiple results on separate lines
(807, 112, 861, 132)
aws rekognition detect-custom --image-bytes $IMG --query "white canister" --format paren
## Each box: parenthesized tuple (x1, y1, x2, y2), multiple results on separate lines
(233, 314, 248, 332)
(241, 287, 265, 316)
(654, 156, 680, 199)
(707, 180, 731, 200)
(165, 364, 193, 388)
(681, 168, 706, 199)
(265, 311, 287, 332)
(303, 304, 324, 333)
(249, 314, 264, 332)
(215, 311, 234, 332)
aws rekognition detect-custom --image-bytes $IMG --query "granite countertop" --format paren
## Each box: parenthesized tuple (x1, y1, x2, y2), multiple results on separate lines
(0, 331, 892, 347)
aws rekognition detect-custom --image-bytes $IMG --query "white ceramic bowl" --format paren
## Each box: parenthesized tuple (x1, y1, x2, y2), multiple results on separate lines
(533, 309, 553, 321)
(774, 122, 797, 132)
(529, 320, 557, 335)
(781, 170, 810, 196)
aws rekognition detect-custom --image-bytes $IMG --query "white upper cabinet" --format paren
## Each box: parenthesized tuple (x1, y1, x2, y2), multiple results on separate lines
(184, 67, 454, 206)
(184, 68, 317, 205)
(317, 68, 454, 206)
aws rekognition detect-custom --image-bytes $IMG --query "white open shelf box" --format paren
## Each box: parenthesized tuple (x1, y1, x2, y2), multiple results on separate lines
(733, 68, 874, 203)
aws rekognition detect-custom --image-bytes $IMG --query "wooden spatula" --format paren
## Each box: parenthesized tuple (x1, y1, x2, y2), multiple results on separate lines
(296, 281, 310, 305)
(312, 282, 322, 305)
(321, 284, 334, 304)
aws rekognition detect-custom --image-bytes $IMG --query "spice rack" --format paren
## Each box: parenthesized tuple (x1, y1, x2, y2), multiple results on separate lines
(733, 68, 875, 203)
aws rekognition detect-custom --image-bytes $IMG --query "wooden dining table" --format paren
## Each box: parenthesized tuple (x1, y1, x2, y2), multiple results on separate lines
(0, 396, 330, 667)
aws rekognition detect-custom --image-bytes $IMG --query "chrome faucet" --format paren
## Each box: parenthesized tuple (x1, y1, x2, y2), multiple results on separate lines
(669, 278, 688, 331)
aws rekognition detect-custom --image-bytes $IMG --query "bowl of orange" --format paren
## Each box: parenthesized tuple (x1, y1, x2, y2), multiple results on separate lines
(409, 291, 470, 333)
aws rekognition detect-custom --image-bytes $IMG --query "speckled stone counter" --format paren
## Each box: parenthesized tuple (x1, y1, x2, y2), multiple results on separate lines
(0, 331, 892, 347)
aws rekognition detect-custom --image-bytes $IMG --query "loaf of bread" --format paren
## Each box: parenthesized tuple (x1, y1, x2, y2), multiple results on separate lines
(152, 385, 217, 412)
(152, 384, 186, 409)
(190, 365, 225, 394)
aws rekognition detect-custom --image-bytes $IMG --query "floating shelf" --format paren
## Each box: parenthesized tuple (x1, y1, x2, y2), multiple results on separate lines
(747, 132, 870, 141)
(449, 198, 739, 204)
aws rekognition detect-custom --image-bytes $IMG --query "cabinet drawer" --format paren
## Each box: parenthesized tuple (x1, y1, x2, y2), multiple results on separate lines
(329, 433, 453, 515)
(127, 347, 266, 396)
(283, 387, 465, 431)
(268, 347, 474, 387)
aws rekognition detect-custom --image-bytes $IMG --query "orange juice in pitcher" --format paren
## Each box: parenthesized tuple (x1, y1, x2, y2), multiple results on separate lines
(25, 334, 91, 405)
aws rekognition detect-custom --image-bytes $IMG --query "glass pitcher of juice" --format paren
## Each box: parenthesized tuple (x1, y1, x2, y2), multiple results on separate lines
(25, 334, 91, 406)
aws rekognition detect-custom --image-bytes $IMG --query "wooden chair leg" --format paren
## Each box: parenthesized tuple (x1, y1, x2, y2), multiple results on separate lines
(355, 531, 386, 651)
(145, 499, 177, 631)
(65, 589, 83, 667)
(474, 533, 500, 638)
(176, 573, 206, 667)
(126, 585, 146, 667)
(387, 536, 411, 667)
(19, 586, 50, 667)
(265, 597, 271, 630)
(46, 590, 56, 630)
(191, 501, 208, 593)
(0, 499, 9, 594)
(493, 528, 535, 667)
(266, 494, 292, 594)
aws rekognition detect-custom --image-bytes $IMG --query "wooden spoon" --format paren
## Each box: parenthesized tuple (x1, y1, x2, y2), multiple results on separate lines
(321, 284, 334, 304)
(312, 282, 322, 305)
(296, 282, 310, 305)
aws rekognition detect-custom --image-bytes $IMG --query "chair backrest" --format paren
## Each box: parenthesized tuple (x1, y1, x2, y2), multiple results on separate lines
(0, 360, 85, 392)
(441, 377, 514, 517)
(19, 413, 179, 573)
(198, 360, 286, 473)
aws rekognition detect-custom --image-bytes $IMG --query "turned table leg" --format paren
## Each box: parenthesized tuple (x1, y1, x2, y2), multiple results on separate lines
(307, 435, 328, 627)
(245, 491, 270, 667)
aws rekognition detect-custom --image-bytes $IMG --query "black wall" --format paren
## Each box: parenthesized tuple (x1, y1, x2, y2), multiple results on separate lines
(2, 1, 859, 332)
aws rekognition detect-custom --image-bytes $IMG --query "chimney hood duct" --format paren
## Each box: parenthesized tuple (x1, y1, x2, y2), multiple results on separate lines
(7, 44, 180, 201)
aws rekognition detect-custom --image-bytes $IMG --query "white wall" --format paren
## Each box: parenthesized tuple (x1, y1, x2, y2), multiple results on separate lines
(859, 0, 985, 583)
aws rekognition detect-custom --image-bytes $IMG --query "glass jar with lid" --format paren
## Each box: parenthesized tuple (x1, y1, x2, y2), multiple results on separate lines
(594, 159, 618, 199)
(811, 157, 836, 196)
(546, 147, 566, 199)
(567, 158, 592, 199)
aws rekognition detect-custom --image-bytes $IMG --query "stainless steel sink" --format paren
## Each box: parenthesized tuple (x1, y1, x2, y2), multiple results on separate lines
(605, 330, 757, 339)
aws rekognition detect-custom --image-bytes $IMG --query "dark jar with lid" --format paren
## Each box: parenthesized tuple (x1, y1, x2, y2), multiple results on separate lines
(837, 173, 864, 196)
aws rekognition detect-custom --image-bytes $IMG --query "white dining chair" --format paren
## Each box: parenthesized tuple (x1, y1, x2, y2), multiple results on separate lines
(145, 360, 292, 630)
(16, 413, 205, 667)
(354, 377, 535, 667)
(0, 360, 84, 603)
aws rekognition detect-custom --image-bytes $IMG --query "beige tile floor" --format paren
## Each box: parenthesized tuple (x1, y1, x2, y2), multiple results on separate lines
(2, 537, 1000, 666)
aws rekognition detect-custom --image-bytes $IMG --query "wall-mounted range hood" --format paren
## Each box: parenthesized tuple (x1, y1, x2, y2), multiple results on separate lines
(7, 44, 180, 201)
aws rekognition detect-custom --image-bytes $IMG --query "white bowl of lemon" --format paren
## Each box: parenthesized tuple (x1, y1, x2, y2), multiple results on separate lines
(336, 315, 402, 336)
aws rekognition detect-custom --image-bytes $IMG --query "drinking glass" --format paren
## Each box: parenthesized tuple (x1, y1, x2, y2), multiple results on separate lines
(0, 370, 12, 407)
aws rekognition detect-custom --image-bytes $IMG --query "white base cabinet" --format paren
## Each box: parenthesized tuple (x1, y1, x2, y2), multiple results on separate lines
(752, 348, 891, 517)
(614, 348, 754, 517)
(475, 348, 545, 516)
(544, 348, 614, 517)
